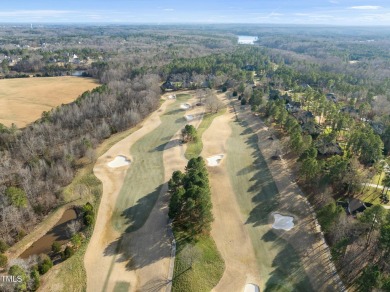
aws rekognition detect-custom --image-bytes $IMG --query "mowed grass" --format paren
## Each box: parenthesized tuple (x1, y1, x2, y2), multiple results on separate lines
(172, 234, 224, 292)
(226, 119, 313, 292)
(0, 76, 99, 127)
(185, 108, 226, 160)
(112, 94, 191, 232)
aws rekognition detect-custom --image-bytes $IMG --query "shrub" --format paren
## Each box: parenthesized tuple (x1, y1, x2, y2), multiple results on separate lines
(0, 254, 7, 268)
(30, 267, 40, 291)
(83, 202, 93, 213)
(71, 233, 83, 248)
(62, 246, 74, 260)
(0, 240, 9, 253)
(38, 255, 53, 275)
(84, 214, 94, 226)
(52, 242, 61, 254)
(5, 187, 27, 208)
(16, 229, 27, 241)
(9, 265, 28, 291)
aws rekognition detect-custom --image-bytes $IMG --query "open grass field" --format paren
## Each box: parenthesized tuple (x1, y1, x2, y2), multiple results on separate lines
(226, 118, 313, 291)
(0, 76, 99, 127)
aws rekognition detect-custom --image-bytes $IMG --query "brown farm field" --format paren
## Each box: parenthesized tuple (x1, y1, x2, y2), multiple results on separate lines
(0, 76, 99, 127)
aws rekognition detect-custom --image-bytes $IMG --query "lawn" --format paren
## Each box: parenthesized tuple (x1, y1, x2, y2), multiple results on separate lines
(0, 76, 99, 127)
(360, 185, 390, 205)
(172, 234, 224, 292)
(185, 108, 226, 160)
(226, 119, 313, 291)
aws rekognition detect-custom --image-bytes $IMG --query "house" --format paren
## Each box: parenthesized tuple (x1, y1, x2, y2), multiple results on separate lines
(301, 121, 322, 136)
(347, 198, 372, 215)
(161, 80, 176, 91)
(326, 93, 338, 103)
(293, 110, 314, 124)
(316, 142, 343, 156)
(286, 101, 301, 113)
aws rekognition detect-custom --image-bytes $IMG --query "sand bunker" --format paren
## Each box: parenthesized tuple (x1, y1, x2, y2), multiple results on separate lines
(180, 103, 191, 110)
(244, 283, 260, 292)
(185, 115, 194, 121)
(107, 155, 131, 168)
(168, 94, 176, 99)
(206, 154, 224, 167)
(272, 213, 294, 231)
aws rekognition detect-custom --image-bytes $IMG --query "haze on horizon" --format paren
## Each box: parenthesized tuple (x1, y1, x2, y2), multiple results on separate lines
(1, 0, 390, 26)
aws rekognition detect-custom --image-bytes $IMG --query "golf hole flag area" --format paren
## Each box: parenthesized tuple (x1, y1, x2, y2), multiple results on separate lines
(272, 213, 295, 231)
(107, 155, 131, 168)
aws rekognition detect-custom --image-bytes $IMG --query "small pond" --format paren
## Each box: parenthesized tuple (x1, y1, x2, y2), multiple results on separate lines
(20, 208, 77, 258)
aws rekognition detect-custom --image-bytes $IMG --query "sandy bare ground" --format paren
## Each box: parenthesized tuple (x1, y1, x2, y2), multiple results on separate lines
(201, 103, 261, 292)
(84, 94, 204, 292)
(235, 104, 345, 291)
(84, 98, 172, 292)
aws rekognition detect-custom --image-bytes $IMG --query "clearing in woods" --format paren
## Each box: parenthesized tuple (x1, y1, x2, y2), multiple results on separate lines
(0, 76, 99, 127)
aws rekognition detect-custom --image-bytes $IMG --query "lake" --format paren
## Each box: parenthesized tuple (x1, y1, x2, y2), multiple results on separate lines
(238, 35, 258, 45)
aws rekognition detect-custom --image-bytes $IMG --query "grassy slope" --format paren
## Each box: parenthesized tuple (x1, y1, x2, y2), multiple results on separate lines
(184, 108, 226, 160)
(172, 234, 224, 292)
(226, 119, 313, 292)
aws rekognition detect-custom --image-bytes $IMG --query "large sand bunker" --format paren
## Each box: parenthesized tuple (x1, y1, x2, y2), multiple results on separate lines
(180, 103, 191, 110)
(185, 115, 194, 121)
(244, 283, 260, 292)
(206, 154, 224, 166)
(107, 155, 131, 168)
(272, 213, 294, 231)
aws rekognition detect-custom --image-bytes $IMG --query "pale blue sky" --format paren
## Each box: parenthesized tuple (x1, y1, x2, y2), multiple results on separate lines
(0, 1, 389, 25)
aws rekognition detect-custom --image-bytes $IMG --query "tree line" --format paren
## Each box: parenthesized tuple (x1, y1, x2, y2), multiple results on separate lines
(0, 74, 160, 245)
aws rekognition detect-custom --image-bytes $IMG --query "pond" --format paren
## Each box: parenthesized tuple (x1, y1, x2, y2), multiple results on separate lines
(20, 208, 77, 258)
(238, 35, 258, 45)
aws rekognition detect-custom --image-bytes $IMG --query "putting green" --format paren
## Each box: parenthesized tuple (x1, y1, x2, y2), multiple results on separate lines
(226, 119, 313, 292)
(112, 94, 190, 232)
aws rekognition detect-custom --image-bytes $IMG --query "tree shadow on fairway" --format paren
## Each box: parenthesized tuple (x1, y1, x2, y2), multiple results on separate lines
(236, 124, 279, 227)
(150, 139, 181, 153)
(103, 183, 172, 271)
(264, 242, 313, 292)
(165, 108, 183, 115)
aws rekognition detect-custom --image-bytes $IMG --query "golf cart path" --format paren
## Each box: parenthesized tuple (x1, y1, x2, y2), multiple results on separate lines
(202, 102, 262, 292)
(236, 104, 345, 291)
(84, 96, 174, 292)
